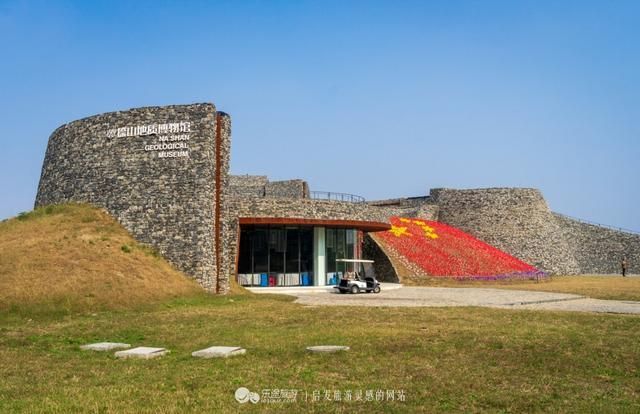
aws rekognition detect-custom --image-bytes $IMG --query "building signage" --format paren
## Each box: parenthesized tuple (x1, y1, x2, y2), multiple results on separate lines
(105, 121, 192, 159)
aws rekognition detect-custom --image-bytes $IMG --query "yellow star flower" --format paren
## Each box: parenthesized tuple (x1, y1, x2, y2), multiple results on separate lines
(389, 225, 411, 237)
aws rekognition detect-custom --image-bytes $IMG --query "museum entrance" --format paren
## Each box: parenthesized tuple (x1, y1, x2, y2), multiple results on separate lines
(236, 225, 360, 287)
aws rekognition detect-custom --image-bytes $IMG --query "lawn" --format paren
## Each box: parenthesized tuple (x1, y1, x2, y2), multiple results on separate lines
(1, 293, 639, 413)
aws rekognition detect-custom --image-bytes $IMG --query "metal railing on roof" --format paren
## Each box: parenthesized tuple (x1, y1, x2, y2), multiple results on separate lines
(310, 191, 366, 204)
(554, 212, 640, 235)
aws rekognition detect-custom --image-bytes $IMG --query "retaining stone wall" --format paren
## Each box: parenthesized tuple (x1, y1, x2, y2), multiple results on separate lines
(35, 103, 229, 291)
(368, 197, 439, 221)
(216, 113, 232, 293)
(265, 180, 310, 199)
(228, 175, 267, 197)
(363, 235, 400, 283)
(554, 214, 640, 275)
(431, 188, 580, 275)
(228, 176, 309, 199)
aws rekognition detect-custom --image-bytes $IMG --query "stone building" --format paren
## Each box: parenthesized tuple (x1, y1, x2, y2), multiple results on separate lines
(35, 103, 640, 293)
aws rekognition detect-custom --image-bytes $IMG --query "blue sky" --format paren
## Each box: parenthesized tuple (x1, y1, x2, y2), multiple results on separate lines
(1, 0, 638, 230)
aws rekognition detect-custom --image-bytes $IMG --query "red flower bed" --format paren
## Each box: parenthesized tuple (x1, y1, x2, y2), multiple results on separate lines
(377, 217, 541, 279)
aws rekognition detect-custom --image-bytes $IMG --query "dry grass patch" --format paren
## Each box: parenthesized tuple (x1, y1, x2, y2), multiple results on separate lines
(0, 204, 204, 314)
(413, 275, 640, 301)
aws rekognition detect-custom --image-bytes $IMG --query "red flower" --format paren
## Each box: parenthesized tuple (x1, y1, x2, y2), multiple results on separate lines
(378, 217, 539, 278)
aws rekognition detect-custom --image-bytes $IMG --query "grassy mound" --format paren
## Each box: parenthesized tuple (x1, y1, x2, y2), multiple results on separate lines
(0, 204, 205, 314)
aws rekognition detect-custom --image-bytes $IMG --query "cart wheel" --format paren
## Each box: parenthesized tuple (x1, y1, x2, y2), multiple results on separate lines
(373, 285, 381, 294)
(350, 285, 359, 294)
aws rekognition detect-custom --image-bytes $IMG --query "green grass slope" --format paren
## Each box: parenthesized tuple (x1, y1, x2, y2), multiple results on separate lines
(0, 204, 205, 314)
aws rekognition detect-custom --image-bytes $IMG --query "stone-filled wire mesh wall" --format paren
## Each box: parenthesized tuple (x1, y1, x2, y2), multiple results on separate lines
(554, 214, 640, 274)
(36, 103, 228, 291)
(215, 112, 232, 293)
(265, 180, 310, 199)
(367, 198, 440, 221)
(228, 175, 310, 199)
(431, 188, 581, 275)
(229, 175, 268, 197)
(363, 234, 401, 283)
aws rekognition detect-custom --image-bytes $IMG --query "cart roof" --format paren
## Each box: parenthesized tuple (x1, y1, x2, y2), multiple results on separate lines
(335, 259, 374, 263)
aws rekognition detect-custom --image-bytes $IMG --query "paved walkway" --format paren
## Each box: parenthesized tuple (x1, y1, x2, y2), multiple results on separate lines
(290, 286, 640, 315)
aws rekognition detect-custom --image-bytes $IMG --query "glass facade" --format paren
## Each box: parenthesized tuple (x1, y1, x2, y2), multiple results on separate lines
(237, 226, 359, 287)
(324, 228, 356, 285)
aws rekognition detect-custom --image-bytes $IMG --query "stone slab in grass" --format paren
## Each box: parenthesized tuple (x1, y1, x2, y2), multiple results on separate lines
(192, 346, 246, 358)
(306, 345, 350, 353)
(80, 342, 131, 351)
(114, 347, 168, 359)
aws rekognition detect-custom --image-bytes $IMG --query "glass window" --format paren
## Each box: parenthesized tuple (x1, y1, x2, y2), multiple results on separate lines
(237, 225, 358, 287)
(238, 227, 252, 274)
(335, 229, 347, 274)
(269, 228, 285, 274)
(285, 228, 300, 274)
(346, 229, 355, 260)
(326, 228, 336, 273)
(300, 228, 313, 273)
(253, 228, 269, 273)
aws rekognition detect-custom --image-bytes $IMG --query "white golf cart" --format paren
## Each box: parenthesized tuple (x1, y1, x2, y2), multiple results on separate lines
(333, 259, 381, 294)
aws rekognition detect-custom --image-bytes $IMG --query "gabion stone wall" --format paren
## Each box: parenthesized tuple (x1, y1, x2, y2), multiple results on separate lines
(265, 180, 309, 199)
(368, 197, 440, 221)
(35, 103, 230, 291)
(229, 175, 268, 197)
(368, 189, 640, 276)
(363, 234, 400, 283)
(228, 175, 310, 199)
(554, 214, 640, 275)
(431, 188, 581, 275)
(215, 113, 232, 293)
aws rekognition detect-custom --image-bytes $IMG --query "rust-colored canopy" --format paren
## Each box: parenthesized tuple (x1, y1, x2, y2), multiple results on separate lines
(238, 217, 390, 232)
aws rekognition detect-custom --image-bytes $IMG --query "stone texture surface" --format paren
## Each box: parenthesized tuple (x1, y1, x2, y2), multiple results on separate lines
(114, 347, 168, 359)
(368, 197, 439, 220)
(554, 213, 640, 274)
(228, 175, 268, 197)
(229, 175, 309, 199)
(35, 103, 230, 291)
(363, 234, 400, 282)
(431, 188, 581, 275)
(265, 180, 310, 199)
(215, 112, 232, 294)
(80, 342, 130, 351)
(368, 189, 640, 276)
(191, 346, 246, 358)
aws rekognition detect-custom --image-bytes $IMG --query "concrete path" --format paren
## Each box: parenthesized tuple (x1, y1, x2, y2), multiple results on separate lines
(291, 286, 640, 315)
(247, 284, 403, 295)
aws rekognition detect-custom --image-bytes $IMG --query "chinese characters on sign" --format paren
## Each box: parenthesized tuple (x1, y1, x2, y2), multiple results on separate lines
(306, 389, 406, 403)
(105, 121, 192, 159)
